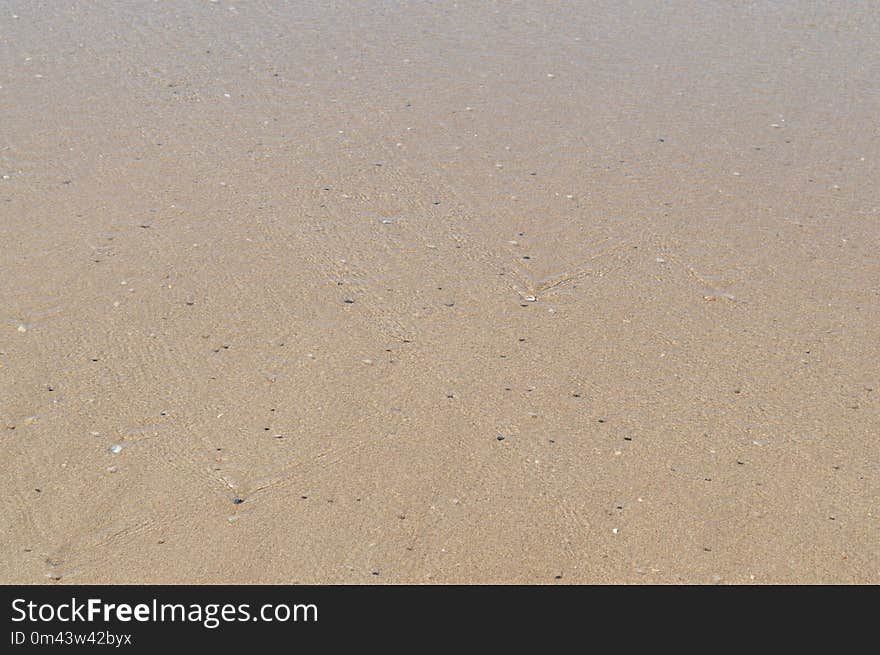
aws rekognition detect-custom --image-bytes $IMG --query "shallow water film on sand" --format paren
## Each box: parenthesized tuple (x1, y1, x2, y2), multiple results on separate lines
(1, 1, 878, 583)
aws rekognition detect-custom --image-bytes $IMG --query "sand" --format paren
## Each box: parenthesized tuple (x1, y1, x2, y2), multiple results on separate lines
(1, 1, 877, 584)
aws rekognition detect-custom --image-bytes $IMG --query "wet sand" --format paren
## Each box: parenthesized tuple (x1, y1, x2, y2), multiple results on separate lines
(1, 1, 878, 583)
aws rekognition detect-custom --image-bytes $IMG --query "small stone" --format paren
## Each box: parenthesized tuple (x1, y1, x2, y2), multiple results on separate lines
(232, 497, 244, 505)
(109, 444, 123, 454)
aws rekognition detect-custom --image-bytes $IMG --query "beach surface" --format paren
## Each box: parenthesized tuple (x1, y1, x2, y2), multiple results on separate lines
(1, 0, 878, 583)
